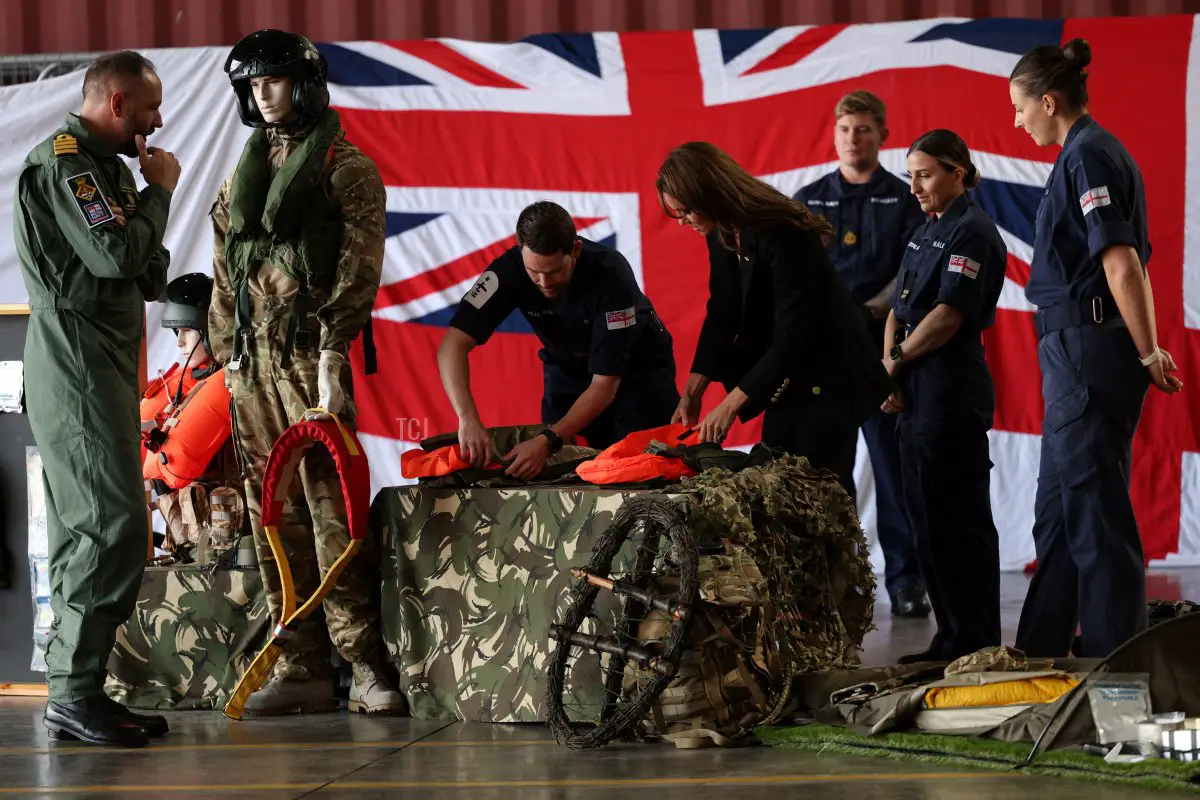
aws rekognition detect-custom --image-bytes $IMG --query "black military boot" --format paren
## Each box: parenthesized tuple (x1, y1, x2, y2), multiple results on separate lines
(103, 695, 169, 737)
(891, 586, 932, 619)
(44, 696, 150, 748)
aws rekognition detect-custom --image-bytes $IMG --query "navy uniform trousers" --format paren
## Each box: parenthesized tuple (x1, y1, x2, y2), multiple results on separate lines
(856, 317, 923, 598)
(1015, 317, 1150, 658)
(895, 354, 1001, 659)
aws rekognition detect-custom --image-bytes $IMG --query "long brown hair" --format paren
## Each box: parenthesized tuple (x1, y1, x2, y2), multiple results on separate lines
(656, 141, 833, 251)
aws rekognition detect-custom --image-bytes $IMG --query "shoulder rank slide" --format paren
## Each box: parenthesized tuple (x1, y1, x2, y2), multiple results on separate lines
(65, 171, 115, 229)
(53, 133, 78, 157)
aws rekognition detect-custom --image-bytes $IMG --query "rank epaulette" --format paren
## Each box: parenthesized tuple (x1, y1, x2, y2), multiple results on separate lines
(53, 133, 78, 157)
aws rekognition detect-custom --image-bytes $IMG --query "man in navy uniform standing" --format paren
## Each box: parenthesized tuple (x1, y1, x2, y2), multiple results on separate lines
(794, 91, 931, 618)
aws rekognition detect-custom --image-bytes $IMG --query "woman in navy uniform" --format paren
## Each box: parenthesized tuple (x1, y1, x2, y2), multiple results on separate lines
(1008, 39, 1183, 659)
(883, 130, 1006, 663)
(656, 141, 892, 489)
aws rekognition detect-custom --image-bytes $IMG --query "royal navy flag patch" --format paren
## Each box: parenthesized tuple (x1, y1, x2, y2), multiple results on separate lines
(947, 254, 980, 279)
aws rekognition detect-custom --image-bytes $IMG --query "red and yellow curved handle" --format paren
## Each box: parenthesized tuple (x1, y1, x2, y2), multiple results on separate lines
(223, 410, 371, 720)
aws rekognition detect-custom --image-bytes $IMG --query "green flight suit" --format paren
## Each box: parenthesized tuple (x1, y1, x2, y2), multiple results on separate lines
(12, 113, 171, 702)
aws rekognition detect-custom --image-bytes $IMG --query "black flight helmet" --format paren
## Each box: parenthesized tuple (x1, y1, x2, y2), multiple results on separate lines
(161, 272, 214, 359)
(224, 29, 330, 128)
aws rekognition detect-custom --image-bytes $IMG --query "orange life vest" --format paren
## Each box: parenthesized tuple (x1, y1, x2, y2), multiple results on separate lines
(401, 443, 504, 479)
(140, 363, 201, 434)
(142, 367, 233, 489)
(575, 423, 703, 484)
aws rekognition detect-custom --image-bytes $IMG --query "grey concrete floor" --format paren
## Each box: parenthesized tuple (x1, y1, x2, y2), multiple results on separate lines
(2, 569, 1196, 799)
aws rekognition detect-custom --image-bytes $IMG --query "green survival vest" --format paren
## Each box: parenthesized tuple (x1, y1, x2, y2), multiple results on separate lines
(223, 108, 365, 370)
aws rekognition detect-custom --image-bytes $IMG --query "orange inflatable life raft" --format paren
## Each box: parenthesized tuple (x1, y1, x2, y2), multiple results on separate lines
(575, 423, 702, 485)
(142, 367, 233, 490)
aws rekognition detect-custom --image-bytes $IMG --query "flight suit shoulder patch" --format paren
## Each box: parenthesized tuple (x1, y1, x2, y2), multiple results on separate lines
(53, 133, 78, 156)
(64, 171, 115, 229)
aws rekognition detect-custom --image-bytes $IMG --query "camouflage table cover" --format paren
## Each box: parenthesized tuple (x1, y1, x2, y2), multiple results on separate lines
(104, 564, 270, 710)
(375, 485, 682, 723)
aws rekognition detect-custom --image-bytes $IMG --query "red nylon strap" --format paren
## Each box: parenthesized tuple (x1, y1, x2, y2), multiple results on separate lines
(260, 416, 370, 541)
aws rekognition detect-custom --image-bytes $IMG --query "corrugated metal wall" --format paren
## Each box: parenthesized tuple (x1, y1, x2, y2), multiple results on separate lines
(4, 0, 1200, 56)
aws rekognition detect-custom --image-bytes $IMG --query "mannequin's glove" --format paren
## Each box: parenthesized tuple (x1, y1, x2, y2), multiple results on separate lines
(304, 350, 345, 421)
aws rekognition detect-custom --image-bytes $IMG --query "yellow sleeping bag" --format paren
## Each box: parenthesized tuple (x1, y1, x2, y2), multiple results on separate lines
(924, 675, 1079, 709)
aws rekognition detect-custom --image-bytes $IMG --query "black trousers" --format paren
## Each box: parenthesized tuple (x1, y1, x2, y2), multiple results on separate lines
(761, 400, 858, 494)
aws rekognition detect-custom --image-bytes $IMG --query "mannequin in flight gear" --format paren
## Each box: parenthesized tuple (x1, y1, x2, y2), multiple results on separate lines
(209, 29, 403, 715)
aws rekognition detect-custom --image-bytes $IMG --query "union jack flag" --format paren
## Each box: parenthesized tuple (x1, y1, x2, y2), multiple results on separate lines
(311, 16, 1200, 571)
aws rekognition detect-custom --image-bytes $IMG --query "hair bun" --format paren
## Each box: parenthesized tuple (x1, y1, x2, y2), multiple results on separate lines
(965, 163, 981, 190)
(1063, 38, 1092, 70)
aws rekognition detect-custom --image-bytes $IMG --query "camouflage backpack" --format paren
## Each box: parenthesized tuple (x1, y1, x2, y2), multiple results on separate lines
(621, 543, 776, 749)
(153, 482, 245, 566)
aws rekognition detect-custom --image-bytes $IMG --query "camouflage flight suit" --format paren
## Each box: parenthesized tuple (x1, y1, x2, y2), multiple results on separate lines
(13, 113, 170, 703)
(208, 111, 387, 684)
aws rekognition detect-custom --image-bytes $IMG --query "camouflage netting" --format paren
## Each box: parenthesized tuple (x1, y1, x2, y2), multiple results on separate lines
(676, 453, 877, 675)
(628, 455, 874, 746)
(546, 454, 877, 749)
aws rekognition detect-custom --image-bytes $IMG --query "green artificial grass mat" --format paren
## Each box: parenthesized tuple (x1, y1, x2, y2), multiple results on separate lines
(759, 723, 1200, 793)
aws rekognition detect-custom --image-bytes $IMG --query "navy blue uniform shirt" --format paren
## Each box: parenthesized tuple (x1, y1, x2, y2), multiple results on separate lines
(449, 237, 674, 379)
(891, 192, 1007, 432)
(794, 166, 928, 304)
(1027, 115, 1151, 309)
(892, 192, 1007, 333)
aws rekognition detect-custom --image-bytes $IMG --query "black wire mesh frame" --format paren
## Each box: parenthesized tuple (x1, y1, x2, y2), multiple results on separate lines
(544, 493, 699, 749)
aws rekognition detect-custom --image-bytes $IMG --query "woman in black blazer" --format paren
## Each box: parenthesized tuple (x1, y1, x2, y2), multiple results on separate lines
(657, 141, 894, 490)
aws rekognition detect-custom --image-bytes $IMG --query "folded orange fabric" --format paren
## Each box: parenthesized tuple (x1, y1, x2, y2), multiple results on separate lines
(924, 675, 1080, 709)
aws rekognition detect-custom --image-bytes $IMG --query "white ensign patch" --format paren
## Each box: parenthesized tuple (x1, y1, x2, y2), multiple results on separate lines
(605, 307, 636, 330)
(1079, 186, 1111, 216)
(947, 254, 980, 279)
(464, 271, 498, 309)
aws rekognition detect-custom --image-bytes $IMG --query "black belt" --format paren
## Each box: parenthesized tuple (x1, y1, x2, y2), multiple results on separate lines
(1034, 296, 1123, 338)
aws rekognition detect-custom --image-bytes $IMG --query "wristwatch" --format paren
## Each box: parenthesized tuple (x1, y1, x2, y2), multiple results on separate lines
(539, 428, 564, 454)
(889, 343, 905, 364)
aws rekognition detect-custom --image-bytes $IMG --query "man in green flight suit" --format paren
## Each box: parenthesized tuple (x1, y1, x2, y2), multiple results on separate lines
(209, 29, 403, 716)
(12, 51, 181, 747)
